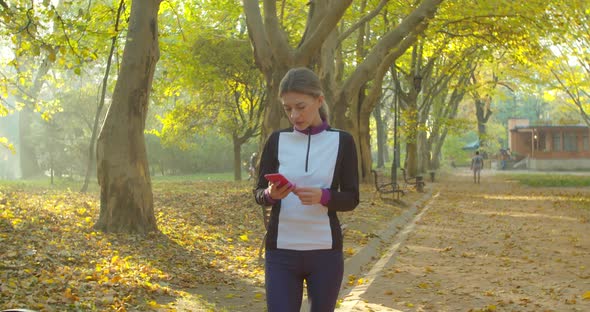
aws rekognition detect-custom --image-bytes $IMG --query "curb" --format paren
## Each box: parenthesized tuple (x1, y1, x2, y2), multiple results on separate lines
(340, 190, 433, 290)
(337, 191, 439, 311)
(299, 188, 435, 312)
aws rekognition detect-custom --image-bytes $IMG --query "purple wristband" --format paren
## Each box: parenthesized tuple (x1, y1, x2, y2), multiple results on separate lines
(320, 189, 331, 206)
(264, 189, 277, 205)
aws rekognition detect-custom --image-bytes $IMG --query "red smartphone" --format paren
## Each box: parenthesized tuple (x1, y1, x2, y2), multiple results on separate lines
(264, 173, 292, 187)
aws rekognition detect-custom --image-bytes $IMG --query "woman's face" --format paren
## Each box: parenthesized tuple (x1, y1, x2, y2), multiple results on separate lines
(281, 92, 323, 131)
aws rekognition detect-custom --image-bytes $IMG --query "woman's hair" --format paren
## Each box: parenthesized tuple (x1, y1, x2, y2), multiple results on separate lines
(279, 67, 329, 121)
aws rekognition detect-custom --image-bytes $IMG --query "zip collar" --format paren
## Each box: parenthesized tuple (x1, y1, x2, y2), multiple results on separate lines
(294, 119, 329, 172)
(294, 119, 329, 135)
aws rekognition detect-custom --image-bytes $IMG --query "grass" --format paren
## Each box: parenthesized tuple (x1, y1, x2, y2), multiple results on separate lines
(152, 172, 239, 182)
(506, 173, 590, 187)
(0, 171, 251, 193)
(0, 177, 87, 191)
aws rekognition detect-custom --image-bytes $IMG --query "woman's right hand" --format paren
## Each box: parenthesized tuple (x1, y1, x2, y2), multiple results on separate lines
(268, 182, 295, 200)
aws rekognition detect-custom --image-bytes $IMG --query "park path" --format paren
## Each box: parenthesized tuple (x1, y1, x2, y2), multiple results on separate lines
(337, 170, 590, 312)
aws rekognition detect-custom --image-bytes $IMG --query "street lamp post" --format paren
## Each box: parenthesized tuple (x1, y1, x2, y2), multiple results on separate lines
(391, 91, 400, 188)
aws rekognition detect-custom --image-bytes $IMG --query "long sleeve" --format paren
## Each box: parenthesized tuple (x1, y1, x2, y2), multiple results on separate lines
(253, 132, 280, 206)
(325, 132, 359, 212)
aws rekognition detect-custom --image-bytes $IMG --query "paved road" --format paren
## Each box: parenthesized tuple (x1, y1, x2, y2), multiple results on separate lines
(337, 172, 590, 311)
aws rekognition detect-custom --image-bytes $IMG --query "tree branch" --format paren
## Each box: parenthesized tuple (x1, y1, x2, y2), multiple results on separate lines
(242, 1, 273, 72)
(337, 0, 388, 44)
(551, 69, 589, 125)
(263, 0, 292, 62)
(365, 21, 428, 114)
(343, 0, 443, 93)
(295, 0, 353, 64)
(0, 0, 9, 11)
(297, 1, 314, 48)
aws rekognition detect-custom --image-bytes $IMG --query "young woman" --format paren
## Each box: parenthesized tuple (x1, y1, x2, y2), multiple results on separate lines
(253, 67, 359, 312)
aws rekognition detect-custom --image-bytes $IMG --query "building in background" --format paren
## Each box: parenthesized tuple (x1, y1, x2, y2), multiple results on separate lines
(509, 118, 590, 170)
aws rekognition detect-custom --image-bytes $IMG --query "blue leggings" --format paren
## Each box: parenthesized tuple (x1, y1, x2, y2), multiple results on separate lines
(265, 249, 344, 312)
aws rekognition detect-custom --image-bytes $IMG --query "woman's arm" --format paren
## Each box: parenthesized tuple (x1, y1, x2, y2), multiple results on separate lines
(325, 132, 359, 212)
(253, 132, 279, 206)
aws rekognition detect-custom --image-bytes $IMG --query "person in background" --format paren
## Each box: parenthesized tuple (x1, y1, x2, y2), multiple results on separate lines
(471, 150, 484, 184)
(248, 152, 258, 181)
(253, 67, 360, 312)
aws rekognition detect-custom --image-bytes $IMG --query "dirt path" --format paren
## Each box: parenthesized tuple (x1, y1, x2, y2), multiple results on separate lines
(338, 171, 590, 311)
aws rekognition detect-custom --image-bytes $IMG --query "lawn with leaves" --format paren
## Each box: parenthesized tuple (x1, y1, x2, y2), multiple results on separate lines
(0, 177, 414, 311)
(505, 173, 590, 187)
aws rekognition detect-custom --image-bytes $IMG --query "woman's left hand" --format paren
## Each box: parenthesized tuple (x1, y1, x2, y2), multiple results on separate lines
(293, 187, 322, 205)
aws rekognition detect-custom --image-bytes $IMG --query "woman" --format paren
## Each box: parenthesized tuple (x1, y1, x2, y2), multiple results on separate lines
(253, 67, 360, 312)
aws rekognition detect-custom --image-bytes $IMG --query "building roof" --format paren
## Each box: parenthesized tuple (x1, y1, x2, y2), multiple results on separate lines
(511, 124, 589, 132)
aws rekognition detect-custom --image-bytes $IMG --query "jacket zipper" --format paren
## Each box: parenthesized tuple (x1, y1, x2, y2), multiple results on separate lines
(305, 130, 311, 172)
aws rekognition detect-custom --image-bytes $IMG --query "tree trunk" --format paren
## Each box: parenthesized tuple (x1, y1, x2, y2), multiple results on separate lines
(94, 0, 161, 234)
(233, 135, 243, 181)
(373, 102, 387, 168)
(431, 77, 467, 169)
(18, 108, 41, 178)
(405, 141, 417, 176)
(403, 98, 420, 177)
(16, 56, 53, 178)
(356, 86, 374, 181)
(50, 152, 54, 186)
(358, 112, 373, 179)
(475, 96, 492, 149)
(418, 129, 428, 172)
(81, 0, 125, 193)
(14, 0, 64, 179)
(261, 68, 290, 140)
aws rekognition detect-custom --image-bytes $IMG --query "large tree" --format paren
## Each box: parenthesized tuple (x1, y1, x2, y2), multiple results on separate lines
(1, 0, 64, 178)
(393, 0, 557, 168)
(1, 0, 121, 178)
(545, 1, 590, 125)
(159, 33, 266, 181)
(81, 0, 127, 193)
(94, 0, 162, 234)
(243, 0, 443, 180)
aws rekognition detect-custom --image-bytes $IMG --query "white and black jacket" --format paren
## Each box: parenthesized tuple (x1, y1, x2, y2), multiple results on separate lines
(254, 121, 359, 251)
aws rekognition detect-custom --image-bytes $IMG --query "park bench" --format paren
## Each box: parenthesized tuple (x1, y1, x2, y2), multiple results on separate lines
(401, 168, 425, 192)
(371, 169, 405, 200)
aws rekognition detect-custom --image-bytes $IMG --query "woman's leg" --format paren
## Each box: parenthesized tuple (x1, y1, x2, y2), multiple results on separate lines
(265, 249, 304, 312)
(304, 250, 344, 312)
